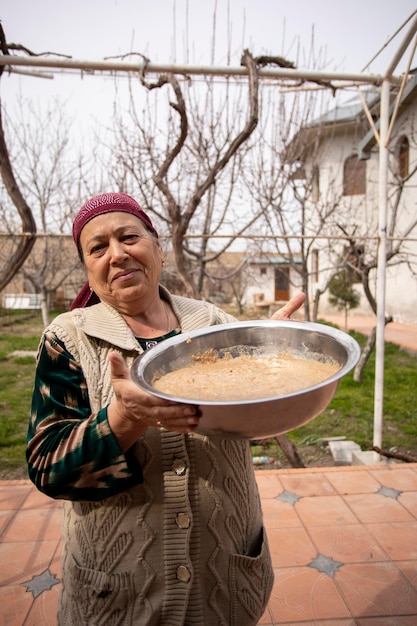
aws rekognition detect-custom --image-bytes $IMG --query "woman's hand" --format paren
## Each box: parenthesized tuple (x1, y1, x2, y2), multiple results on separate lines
(107, 351, 199, 451)
(271, 292, 306, 320)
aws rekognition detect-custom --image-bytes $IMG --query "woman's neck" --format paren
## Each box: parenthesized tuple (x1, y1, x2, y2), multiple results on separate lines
(122, 298, 178, 339)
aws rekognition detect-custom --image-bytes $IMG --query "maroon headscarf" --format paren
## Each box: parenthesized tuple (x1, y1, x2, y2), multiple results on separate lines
(70, 192, 158, 310)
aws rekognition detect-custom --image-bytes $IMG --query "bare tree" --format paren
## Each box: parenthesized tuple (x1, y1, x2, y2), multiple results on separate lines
(0, 24, 36, 290)
(0, 95, 91, 325)
(240, 74, 347, 321)
(102, 50, 265, 298)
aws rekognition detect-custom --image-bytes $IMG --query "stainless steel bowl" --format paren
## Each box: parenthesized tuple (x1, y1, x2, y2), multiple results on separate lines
(131, 320, 360, 439)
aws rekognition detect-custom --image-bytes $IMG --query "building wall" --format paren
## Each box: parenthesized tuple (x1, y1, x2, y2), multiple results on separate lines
(303, 98, 417, 325)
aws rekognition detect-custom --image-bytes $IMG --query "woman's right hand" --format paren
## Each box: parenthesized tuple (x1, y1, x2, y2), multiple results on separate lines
(107, 352, 199, 451)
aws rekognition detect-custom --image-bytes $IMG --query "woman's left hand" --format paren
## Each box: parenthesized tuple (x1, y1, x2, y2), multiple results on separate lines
(107, 352, 199, 451)
(271, 292, 306, 320)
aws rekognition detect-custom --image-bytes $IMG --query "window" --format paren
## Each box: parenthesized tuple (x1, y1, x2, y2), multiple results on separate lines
(343, 155, 366, 195)
(398, 136, 409, 178)
(260, 267, 267, 276)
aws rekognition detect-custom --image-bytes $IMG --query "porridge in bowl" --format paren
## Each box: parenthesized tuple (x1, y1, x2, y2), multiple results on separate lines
(152, 349, 340, 401)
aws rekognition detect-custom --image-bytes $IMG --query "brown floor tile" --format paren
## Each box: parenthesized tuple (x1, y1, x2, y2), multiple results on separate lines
(0, 467, 416, 625)
(268, 566, 353, 622)
(24, 584, 60, 626)
(0, 510, 15, 536)
(0, 584, 33, 626)
(325, 469, 382, 495)
(0, 540, 59, 586)
(344, 493, 414, 523)
(398, 491, 417, 518)
(396, 560, 417, 590)
(261, 498, 302, 529)
(0, 485, 31, 511)
(335, 561, 417, 617)
(1, 507, 62, 543)
(369, 467, 417, 491)
(276, 472, 336, 497)
(21, 488, 62, 511)
(366, 521, 417, 560)
(23, 539, 63, 625)
(266, 526, 317, 567)
(255, 472, 283, 499)
(307, 523, 389, 563)
(295, 495, 359, 526)
(50, 539, 63, 579)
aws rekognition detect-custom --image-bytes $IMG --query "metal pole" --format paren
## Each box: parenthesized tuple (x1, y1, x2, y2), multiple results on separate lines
(383, 14, 417, 79)
(373, 13, 417, 449)
(373, 78, 390, 449)
(0, 54, 404, 86)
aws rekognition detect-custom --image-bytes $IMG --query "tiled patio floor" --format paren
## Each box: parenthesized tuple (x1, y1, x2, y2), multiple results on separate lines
(1, 463, 417, 625)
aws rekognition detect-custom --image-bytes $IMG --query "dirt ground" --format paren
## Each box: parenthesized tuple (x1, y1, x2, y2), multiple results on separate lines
(250, 441, 417, 471)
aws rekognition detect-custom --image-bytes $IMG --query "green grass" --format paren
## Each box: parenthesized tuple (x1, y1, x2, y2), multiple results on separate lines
(0, 309, 416, 477)
(0, 309, 52, 478)
(0, 352, 37, 476)
(253, 329, 417, 464)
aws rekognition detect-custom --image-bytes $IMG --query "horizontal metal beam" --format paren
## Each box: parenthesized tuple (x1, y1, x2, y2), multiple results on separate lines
(0, 54, 405, 86)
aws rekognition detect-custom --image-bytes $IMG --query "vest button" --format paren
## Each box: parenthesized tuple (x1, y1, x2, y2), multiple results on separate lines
(176, 565, 191, 582)
(176, 512, 190, 529)
(172, 459, 187, 475)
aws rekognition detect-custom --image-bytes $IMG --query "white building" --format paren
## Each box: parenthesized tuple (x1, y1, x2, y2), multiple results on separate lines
(243, 256, 302, 312)
(287, 74, 417, 325)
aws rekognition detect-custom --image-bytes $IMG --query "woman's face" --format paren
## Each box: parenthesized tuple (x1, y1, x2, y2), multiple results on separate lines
(79, 212, 164, 312)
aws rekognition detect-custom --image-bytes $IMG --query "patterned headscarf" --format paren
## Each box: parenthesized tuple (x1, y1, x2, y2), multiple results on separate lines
(70, 192, 158, 309)
(72, 192, 158, 251)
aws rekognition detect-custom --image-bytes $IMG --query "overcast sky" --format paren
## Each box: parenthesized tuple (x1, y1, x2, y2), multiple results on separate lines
(2, 0, 417, 72)
(1, 1, 417, 143)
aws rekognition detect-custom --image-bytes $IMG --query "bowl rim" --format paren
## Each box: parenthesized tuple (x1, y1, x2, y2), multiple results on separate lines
(131, 319, 361, 406)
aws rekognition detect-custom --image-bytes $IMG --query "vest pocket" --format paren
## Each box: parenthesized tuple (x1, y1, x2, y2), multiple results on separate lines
(60, 556, 137, 625)
(228, 527, 274, 625)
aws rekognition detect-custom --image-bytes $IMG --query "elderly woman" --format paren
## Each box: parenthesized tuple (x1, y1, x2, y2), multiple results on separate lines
(27, 192, 305, 626)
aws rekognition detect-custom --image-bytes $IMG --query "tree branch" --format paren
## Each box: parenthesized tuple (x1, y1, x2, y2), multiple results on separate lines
(0, 24, 37, 291)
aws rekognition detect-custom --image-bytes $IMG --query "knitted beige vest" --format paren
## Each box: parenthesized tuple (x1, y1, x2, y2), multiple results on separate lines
(50, 292, 273, 625)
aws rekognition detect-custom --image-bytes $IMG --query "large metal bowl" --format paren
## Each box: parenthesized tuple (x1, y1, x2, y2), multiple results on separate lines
(131, 320, 360, 439)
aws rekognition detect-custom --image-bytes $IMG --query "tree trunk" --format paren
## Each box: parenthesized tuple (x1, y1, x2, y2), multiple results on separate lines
(275, 434, 305, 468)
(312, 289, 320, 322)
(0, 103, 37, 291)
(40, 287, 50, 328)
(353, 326, 376, 382)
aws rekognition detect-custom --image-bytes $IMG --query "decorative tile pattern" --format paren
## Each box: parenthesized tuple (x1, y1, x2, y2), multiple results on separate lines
(276, 490, 302, 505)
(1, 464, 417, 625)
(308, 553, 344, 577)
(378, 485, 402, 500)
(21, 569, 60, 598)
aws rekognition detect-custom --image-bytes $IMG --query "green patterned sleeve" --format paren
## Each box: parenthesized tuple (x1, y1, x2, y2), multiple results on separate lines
(27, 331, 143, 501)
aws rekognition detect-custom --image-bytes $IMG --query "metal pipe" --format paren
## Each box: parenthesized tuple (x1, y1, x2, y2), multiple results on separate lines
(373, 78, 390, 450)
(372, 15, 417, 450)
(387, 33, 417, 143)
(0, 54, 404, 86)
(384, 13, 417, 79)
(1, 232, 415, 241)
